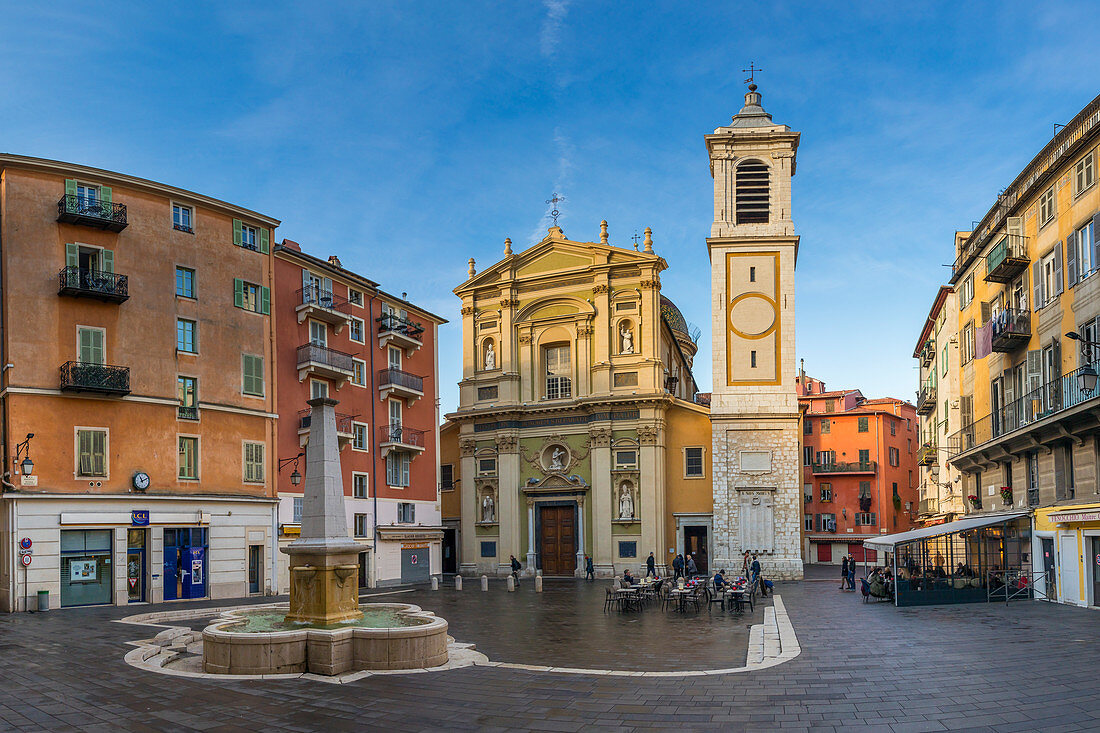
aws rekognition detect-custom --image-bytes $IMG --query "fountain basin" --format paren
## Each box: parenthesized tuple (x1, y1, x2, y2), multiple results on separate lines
(202, 603, 449, 675)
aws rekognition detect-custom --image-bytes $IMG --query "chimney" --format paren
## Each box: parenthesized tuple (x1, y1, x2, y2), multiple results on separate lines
(328, 255, 342, 268)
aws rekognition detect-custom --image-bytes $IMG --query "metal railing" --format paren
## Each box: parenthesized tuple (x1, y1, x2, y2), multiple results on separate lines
(178, 405, 199, 420)
(984, 234, 1029, 282)
(57, 195, 127, 228)
(812, 460, 876, 474)
(920, 339, 935, 367)
(990, 308, 1030, 347)
(949, 358, 1100, 456)
(298, 286, 349, 312)
(298, 409, 355, 434)
(58, 267, 129, 299)
(378, 367, 424, 393)
(379, 424, 425, 447)
(60, 361, 130, 394)
(377, 312, 424, 340)
(296, 343, 354, 373)
(918, 443, 937, 465)
(916, 380, 937, 413)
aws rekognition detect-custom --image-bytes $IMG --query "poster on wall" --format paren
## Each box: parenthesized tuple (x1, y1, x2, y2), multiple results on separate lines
(191, 558, 203, 585)
(69, 559, 97, 582)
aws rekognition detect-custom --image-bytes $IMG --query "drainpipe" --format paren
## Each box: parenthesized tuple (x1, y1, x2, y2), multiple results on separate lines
(267, 234, 279, 594)
(367, 291, 379, 588)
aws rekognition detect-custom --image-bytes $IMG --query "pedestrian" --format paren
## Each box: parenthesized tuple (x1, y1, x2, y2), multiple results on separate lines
(673, 553, 685, 580)
(686, 553, 698, 577)
(847, 555, 856, 590)
(585, 555, 595, 581)
(509, 554, 521, 587)
(750, 554, 761, 583)
(645, 552, 656, 578)
(840, 555, 849, 591)
(741, 550, 751, 578)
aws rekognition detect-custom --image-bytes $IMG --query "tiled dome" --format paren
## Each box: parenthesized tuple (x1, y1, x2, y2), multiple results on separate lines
(660, 295, 689, 337)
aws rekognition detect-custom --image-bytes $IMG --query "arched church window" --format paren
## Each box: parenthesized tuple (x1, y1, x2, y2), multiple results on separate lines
(736, 159, 769, 224)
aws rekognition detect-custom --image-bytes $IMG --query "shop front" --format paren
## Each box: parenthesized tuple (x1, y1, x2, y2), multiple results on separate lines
(374, 526, 442, 586)
(1033, 503, 1100, 607)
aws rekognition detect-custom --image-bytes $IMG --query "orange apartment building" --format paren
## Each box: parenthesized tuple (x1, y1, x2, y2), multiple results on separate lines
(798, 374, 919, 565)
(273, 241, 444, 589)
(0, 155, 280, 610)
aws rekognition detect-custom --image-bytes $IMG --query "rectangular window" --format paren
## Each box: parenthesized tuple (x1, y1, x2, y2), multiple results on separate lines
(1075, 151, 1095, 196)
(821, 419, 831, 434)
(803, 446, 813, 466)
(348, 289, 363, 306)
(962, 322, 975, 363)
(350, 317, 365, 343)
(858, 481, 871, 498)
(398, 502, 415, 523)
(242, 354, 265, 396)
(825, 400, 835, 413)
(544, 344, 572, 399)
(293, 497, 303, 523)
(858, 416, 869, 433)
(172, 204, 193, 232)
(477, 386, 498, 401)
(816, 449, 836, 465)
(804, 515, 814, 531)
(618, 541, 637, 558)
(858, 449, 870, 465)
(855, 512, 877, 526)
(1040, 185, 1056, 227)
(804, 419, 812, 435)
(310, 380, 329, 400)
(890, 420, 896, 436)
(352, 359, 367, 386)
(480, 541, 496, 558)
(354, 514, 369, 537)
(440, 464, 454, 491)
(1073, 220, 1094, 284)
(78, 326, 105, 364)
(818, 513, 837, 532)
(478, 458, 497, 476)
(353, 473, 369, 498)
(309, 320, 327, 347)
(76, 429, 107, 477)
(177, 375, 197, 419)
(684, 447, 704, 477)
(240, 223, 258, 250)
(889, 447, 899, 467)
(243, 442, 264, 483)
(387, 453, 410, 487)
(175, 267, 194, 298)
(820, 484, 832, 502)
(352, 423, 368, 451)
(177, 319, 197, 353)
(960, 275, 974, 309)
(178, 436, 199, 479)
(614, 450, 637, 469)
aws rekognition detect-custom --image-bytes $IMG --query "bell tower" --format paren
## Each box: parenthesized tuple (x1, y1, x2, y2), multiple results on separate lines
(706, 83, 803, 579)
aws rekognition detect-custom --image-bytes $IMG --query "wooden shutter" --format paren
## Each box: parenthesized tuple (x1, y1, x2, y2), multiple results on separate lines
(1054, 242, 1064, 295)
(233, 219, 243, 247)
(259, 228, 270, 254)
(1032, 261, 1042, 309)
(79, 328, 103, 364)
(1007, 216, 1023, 236)
(1067, 231, 1078, 286)
(100, 186, 112, 207)
(961, 395, 973, 427)
(1093, 214, 1100, 270)
(260, 286, 270, 315)
(1026, 349, 1042, 394)
(65, 179, 77, 197)
(101, 249, 114, 274)
(65, 243, 79, 269)
(1054, 446, 1067, 499)
(234, 278, 245, 308)
(980, 301, 991, 325)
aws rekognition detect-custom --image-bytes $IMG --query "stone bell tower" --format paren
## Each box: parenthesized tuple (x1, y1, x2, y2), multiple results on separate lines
(706, 83, 803, 579)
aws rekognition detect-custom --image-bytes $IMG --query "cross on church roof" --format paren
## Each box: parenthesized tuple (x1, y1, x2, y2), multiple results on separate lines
(545, 192, 565, 226)
(742, 62, 762, 88)
(631, 232, 641, 250)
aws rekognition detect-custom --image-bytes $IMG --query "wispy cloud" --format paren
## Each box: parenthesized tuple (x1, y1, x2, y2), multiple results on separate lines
(529, 126, 575, 243)
(539, 0, 570, 58)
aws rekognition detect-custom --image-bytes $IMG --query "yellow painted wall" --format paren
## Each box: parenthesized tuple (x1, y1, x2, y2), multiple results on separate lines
(663, 401, 712, 563)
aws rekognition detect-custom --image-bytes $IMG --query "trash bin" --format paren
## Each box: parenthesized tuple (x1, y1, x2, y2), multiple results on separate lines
(36, 590, 48, 612)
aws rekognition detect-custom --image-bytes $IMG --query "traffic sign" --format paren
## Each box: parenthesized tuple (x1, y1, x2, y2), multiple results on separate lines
(19, 538, 31, 550)
(20, 554, 31, 567)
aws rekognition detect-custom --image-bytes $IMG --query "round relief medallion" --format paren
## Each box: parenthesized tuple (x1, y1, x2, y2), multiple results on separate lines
(728, 293, 776, 339)
(542, 444, 570, 473)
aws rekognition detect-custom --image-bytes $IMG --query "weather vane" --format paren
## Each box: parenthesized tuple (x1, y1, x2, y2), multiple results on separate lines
(742, 62, 761, 86)
(546, 192, 565, 226)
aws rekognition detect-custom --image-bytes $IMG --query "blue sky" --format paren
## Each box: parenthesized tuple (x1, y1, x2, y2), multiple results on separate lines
(5, 3, 1100, 412)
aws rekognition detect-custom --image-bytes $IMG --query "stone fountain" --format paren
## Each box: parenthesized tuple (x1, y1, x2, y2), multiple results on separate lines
(201, 397, 449, 675)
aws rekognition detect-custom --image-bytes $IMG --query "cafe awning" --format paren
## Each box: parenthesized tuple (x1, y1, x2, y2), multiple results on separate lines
(862, 511, 1028, 551)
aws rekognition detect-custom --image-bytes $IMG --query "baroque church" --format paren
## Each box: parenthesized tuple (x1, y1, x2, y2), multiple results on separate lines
(440, 83, 803, 579)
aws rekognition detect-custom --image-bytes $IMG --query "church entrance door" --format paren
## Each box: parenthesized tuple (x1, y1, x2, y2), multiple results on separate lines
(539, 505, 576, 576)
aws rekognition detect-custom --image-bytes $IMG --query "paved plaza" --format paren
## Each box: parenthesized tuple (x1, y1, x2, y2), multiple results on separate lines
(0, 577, 1098, 731)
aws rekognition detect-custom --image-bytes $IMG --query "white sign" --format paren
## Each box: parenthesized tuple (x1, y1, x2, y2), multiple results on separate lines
(1049, 511, 1100, 523)
(70, 559, 97, 582)
(19, 475, 37, 487)
(18, 549, 31, 556)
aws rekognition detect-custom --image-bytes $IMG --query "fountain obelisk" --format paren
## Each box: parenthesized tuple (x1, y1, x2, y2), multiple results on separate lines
(282, 397, 364, 624)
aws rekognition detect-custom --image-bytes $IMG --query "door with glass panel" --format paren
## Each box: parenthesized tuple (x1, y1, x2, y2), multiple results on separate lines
(388, 399, 403, 442)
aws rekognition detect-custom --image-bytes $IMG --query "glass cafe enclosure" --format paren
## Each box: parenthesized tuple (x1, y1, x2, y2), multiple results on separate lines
(862, 512, 1035, 606)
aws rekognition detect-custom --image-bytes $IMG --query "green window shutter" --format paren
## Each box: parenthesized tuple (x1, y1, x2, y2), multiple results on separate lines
(65, 179, 77, 197)
(101, 249, 114, 273)
(79, 328, 104, 364)
(100, 186, 112, 206)
(234, 278, 245, 308)
(260, 286, 270, 315)
(233, 219, 243, 247)
(65, 243, 79, 269)
(259, 228, 270, 254)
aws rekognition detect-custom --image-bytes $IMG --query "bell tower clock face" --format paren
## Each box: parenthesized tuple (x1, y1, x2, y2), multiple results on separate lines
(726, 251, 780, 386)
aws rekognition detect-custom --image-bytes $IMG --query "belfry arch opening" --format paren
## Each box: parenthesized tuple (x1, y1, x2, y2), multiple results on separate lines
(735, 159, 769, 224)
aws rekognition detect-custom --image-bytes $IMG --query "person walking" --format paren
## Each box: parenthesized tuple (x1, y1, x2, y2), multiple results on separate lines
(509, 554, 521, 587)
(672, 553, 685, 580)
(645, 552, 656, 578)
(847, 555, 856, 591)
(584, 555, 595, 581)
(750, 554, 761, 583)
(840, 555, 849, 591)
(741, 550, 751, 579)
(686, 553, 698, 577)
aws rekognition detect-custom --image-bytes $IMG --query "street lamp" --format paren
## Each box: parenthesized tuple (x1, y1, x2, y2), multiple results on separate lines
(1066, 332, 1100, 395)
(13, 433, 33, 475)
(279, 452, 304, 486)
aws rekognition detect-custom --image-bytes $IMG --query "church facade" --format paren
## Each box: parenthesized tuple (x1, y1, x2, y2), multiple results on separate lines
(439, 225, 712, 577)
(707, 84, 805, 579)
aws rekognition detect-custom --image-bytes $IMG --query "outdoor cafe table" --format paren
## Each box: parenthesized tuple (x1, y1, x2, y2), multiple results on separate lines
(723, 586, 748, 612)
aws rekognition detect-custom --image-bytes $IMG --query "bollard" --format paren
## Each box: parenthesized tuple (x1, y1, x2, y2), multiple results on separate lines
(536, 569, 542, 577)
(507, 575, 515, 592)
(431, 576, 439, 591)
(481, 575, 488, 591)
(535, 575, 543, 593)
(455, 575, 462, 591)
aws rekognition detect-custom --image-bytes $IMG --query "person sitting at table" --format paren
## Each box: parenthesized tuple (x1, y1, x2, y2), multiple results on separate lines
(713, 569, 726, 591)
(622, 569, 637, 586)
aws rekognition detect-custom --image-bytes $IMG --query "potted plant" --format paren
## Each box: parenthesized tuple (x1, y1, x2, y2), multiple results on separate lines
(999, 487, 1013, 505)
(967, 494, 981, 509)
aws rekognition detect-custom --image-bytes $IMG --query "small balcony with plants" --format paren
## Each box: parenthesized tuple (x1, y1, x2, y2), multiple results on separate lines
(57, 267, 129, 303)
(296, 286, 351, 333)
(811, 460, 876, 475)
(60, 361, 130, 396)
(57, 195, 128, 231)
(377, 312, 425, 354)
(918, 442, 937, 466)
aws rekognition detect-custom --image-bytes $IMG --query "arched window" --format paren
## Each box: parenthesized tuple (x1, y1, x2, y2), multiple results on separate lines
(736, 159, 769, 224)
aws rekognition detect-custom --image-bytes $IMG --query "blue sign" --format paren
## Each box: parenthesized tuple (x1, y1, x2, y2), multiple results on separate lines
(131, 510, 150, 527)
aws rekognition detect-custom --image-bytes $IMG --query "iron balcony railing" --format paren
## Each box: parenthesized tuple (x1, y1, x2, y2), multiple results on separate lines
(60, 361, 130, 395)
(990, 308, 1031, 352)
(984, 234, 1030, 283)
(378, 367, 424, 393)
(918, 443, 937, 466)
(377, 312, 425, 340)
(56, 195, 128, 231)
(811, 461, 876, 474)
(919, 498, 938, 515)
(296, 343, 354, 373)
(920, 338, 935, 367)
(298, 286, 349, 312)
(949, 358, 1100, 457)
(916, 380, 937, 414)
(178, 405, 199, 420)
(58, 267, 129, 302)
(379, 424, 425, 447)
(298, 409, 355, 434)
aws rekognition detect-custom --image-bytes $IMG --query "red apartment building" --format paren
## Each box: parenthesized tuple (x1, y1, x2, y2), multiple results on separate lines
(273, 240, 445, 588)
(798, 374, 919, 565)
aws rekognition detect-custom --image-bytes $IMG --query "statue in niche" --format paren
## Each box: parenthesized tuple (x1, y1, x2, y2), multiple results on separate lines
(618, 482, 635, 520)
(481, 492, 495, 522)
(620, 323, 634, 354)
(484, 341, 496, 370)
(548, 446, 567, 471)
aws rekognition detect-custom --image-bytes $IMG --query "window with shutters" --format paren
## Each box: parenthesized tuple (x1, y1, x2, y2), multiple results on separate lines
(816, 449, 836, 465)
(804, 419, 812, 435)
(178, 436, 199, 480)
(1027, 451, 1040, 506)
(819, 483, 832, 502)
(858, 449, 870, 465)
(803, 446, 813, 466)
(177, 319, 197, 353)
(890, 420, 896, 436)
(172, 203, 193, 233)
(293, 497, 303, 523)
(960, 275, 974, 309)
(233, 219, 269, 254)
(176, 267, 194, 298)
(352, 422, 368, 451)
(942, 346, 948, 376)
(1069, 220, 1094, 287)
(962, 321, 975, 363)
(735, 159, 770, 224)
(960, 394, 974, 430)
(243, 442, 264, 483)
(1039, 246, 1062, 309)
(77, 327, 105, 364)
(387, 453, 410, 487)
(241, 224, 257, 250)
(352, 473, 369, 498)
(354, 513, 369, 537)
(825, 399, 835, 413)
(858, 416, 869, 433)
(1074, 151, 1095, 196)
(75, 428, 107, 477)
(234, 279, 269, 314)
(398, 502, 415, 523)
(544, 344, 571, 400)
(817, 513, 836, 532)
(1039, 186, 1056, 227)
(889, 447, 899, 467)
(804, 515, 814, 531)
(241, 354, 265, 396)
(821, 419, 831, 434)
(855, 512, 877, 526)
(858, 481, 871, 498)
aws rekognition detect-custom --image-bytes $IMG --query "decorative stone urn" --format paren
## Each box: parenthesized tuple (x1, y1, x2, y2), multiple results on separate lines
(281, 397, 364, 625)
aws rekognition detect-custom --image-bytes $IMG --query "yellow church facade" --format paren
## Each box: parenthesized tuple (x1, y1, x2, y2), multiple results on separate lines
(439, 225, 713, 577)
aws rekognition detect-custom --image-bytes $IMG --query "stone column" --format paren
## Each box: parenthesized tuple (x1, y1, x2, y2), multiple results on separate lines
(639, 422, 660, 573)
(575, 496, 585, 576)
(526, 498, 537, 573)
(589, 426, 613, 576)
(458, 436, 477, 575)
(497, 435, 520, 577)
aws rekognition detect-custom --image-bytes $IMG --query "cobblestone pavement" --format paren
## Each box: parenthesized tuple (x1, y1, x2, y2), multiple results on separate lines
(1, 578, 1099, 731)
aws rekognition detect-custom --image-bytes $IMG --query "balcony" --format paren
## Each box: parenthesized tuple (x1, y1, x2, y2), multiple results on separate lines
(60, 361, 130, 396)
(916, 380, 936, 415)
(297, 409, 355, 448)
(57, 267, 129, 303)
(377, 312, 424, 355)
(56, 195, 127, 231)
(378, 424, 426, 457)
(378, 367, 424, 404)
(296, 287, 351, 333)
(990, 309, 1031, 353)
(177, 405, 199, 421)
(983, 234, 1029, 284)
(296, 343, 354, 387)
(918, 498, 938, 515)
(811, 461, 876, 475)
(918, 443, 937, 466)
(919, 338, 935, 368)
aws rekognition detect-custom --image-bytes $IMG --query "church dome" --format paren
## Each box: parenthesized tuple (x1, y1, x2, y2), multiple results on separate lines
(660, 296, 689, 336)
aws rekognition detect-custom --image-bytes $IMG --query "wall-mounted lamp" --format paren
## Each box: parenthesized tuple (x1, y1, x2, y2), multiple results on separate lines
(14, 433, 33, 475)
(279, 451, 304, 486)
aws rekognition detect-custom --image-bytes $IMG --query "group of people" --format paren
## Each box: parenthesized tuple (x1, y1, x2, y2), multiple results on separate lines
(671, 552, 699, 579)
(575, 549, 774, 597)
(838, 555, 857, 591)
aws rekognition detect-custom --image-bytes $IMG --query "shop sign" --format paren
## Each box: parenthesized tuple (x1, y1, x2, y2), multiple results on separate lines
(401, 542, 430, 550)
(70, 560, 96, 582)
(1048, 510, 1100, 523)
(131, 510, 150, 527)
